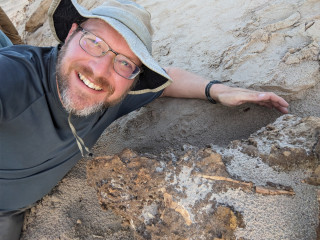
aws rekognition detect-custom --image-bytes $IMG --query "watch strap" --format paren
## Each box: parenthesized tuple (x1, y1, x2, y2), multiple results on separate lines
(205, 80, 222, 104)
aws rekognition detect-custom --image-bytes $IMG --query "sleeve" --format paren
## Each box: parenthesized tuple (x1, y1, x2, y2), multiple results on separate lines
(115, 90, 164, 119)
(0, 47, 42, 122)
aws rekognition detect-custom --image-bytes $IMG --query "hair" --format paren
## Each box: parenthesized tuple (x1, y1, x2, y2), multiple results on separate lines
(75, 17, 88, 27)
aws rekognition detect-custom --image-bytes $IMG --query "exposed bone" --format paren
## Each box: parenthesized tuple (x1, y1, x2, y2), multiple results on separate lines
(200, 174, 295, 196)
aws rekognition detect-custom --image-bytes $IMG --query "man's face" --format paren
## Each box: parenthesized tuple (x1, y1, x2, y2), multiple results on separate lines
(56, 19, 141, 116)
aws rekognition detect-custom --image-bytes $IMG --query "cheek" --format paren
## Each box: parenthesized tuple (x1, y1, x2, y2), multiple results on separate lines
(117, 79, 134, 92)
(60, 52, 88, 78)
(61, 39, 85, 64)
(108, 79, 133, 100)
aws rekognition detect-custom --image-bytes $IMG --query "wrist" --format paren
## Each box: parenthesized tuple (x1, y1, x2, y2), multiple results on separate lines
(205, 80, 222, 104)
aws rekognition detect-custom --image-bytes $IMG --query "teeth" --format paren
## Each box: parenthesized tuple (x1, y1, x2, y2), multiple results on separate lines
(78, 73, 102, 91)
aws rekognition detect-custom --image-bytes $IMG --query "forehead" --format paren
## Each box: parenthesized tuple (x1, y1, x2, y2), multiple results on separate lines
(81, 19, 141, 64)
(82, 19, 119, 37)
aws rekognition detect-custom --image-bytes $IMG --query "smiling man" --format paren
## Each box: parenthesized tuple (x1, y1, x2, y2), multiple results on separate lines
(56, 20, 139, 116)
(0, 0, 289, 239)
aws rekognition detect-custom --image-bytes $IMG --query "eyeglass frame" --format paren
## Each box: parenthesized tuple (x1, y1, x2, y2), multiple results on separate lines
(76, 26, 142, 80)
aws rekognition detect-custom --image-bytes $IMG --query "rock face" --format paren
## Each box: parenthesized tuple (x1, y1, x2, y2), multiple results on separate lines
(24, 0, 51, 33)
(5, 0, 320, 102)
(231, 114, 320, 172)
(144, 0, 320, 101)
(87, 149, 246, 239)
(87, 115, 320, 240)
(3, 0, 320, 151)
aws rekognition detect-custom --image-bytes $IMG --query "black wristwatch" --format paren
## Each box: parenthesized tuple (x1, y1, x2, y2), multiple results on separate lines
(205, 80, 222, 104)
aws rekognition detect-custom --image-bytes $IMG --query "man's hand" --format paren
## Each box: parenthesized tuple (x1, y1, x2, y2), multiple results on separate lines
(211, 84, 289, 114)
(162, 67, 289, 114)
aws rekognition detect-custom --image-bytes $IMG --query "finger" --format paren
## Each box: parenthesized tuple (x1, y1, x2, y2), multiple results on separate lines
(259, 99, 289, 113)
(257, 102, 274, 109)
(250, 94, 289, 112)
(277, 106, 289, 114)
(257, 102, 289, 113)
(257, 92, 289, 108)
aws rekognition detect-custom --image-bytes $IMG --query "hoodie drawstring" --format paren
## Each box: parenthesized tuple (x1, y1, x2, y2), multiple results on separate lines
(68, 113, 93, 157)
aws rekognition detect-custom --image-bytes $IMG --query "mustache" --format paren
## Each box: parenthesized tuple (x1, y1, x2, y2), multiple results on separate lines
(73, 63, 115, 94)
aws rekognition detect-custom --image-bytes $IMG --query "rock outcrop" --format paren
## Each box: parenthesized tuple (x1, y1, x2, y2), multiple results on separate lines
(87, 115, 320, 239)
(6, 0, 320, 102)
(24, 0, 51, 33)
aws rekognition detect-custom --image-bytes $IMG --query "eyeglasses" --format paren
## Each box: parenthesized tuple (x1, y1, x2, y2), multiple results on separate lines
(77, 26, 141, 80)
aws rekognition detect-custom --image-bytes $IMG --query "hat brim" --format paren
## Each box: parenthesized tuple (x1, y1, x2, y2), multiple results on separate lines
(48, 0, 172, 94)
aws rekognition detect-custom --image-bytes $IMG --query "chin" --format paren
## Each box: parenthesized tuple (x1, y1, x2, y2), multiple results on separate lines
(70, 102, 106, 117)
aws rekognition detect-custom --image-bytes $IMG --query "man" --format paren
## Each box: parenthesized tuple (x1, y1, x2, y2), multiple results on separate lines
(0, 0, 289, 239)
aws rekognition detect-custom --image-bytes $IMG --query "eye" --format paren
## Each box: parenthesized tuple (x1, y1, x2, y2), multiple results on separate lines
(120, 60, 130, 67)
(87, 37, 102, 48)
(119, 60, 134, 71)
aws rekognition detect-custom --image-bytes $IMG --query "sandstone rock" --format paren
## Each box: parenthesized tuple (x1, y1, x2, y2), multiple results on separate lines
(149, 0, 320, 100)
(87, 148, 247, 240)
(87, 115, 320, 239)
(231, 114, 320, 171)
(25, 0, 51, 33)
(9, 0, 320, 99)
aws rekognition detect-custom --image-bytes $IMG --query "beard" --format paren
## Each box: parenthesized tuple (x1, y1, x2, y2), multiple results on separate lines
(55, 37, 131, 117)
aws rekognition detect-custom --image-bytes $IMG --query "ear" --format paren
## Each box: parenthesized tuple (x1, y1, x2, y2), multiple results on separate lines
(65, 23, 79, 42)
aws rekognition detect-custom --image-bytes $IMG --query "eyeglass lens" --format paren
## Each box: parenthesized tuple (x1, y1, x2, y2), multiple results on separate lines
(79, 31, 140, 79)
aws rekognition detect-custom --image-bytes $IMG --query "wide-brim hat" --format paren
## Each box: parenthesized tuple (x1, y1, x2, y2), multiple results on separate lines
(48, 0, 172, 95)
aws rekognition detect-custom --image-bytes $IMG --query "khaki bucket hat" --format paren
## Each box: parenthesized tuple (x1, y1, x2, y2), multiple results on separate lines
(48, 0, 172, 94)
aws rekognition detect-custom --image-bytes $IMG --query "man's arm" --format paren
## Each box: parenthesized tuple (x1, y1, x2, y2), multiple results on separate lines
(161, 67, 289, 114)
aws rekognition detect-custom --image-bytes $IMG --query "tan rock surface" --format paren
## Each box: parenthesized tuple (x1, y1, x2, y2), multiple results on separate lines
(3, 0, 320, 101)
(87, 115, 319, 239)
(25, 0, 51, 33)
